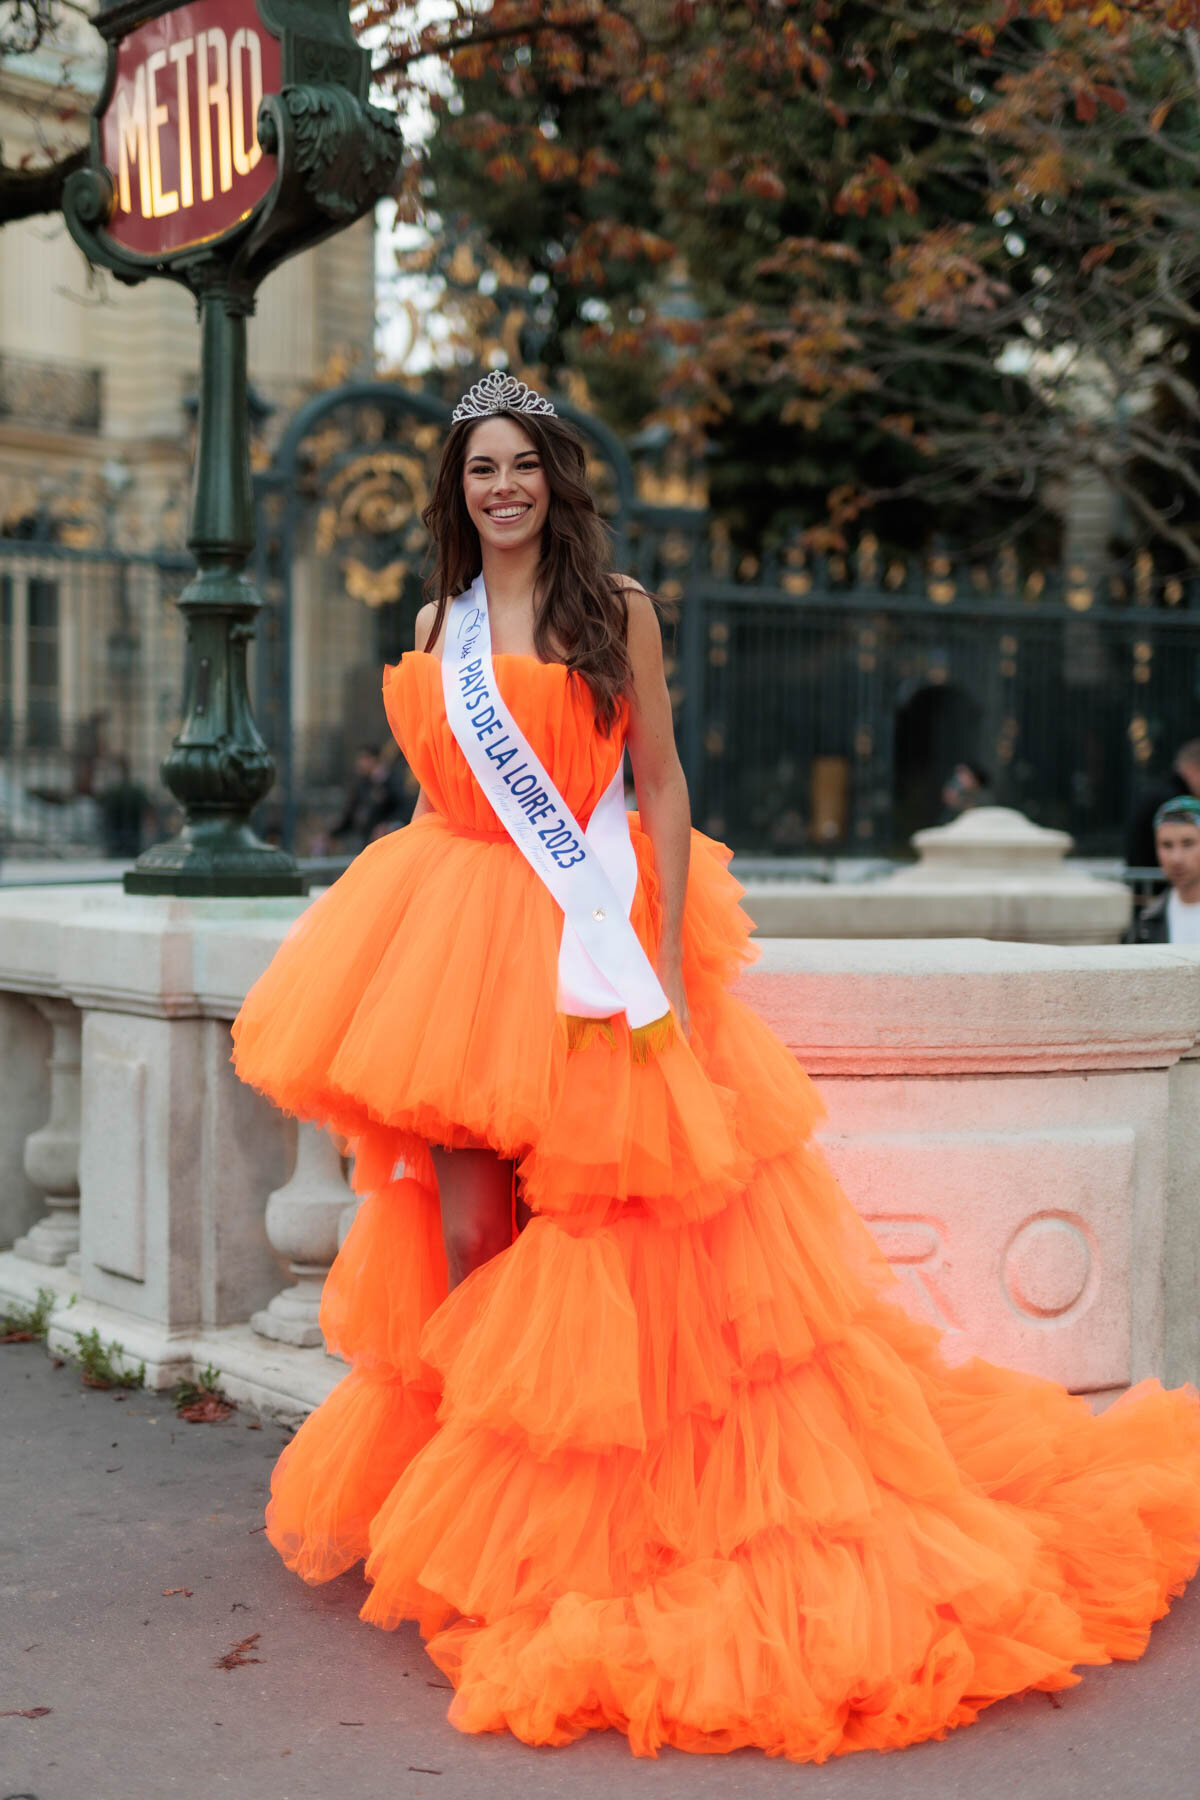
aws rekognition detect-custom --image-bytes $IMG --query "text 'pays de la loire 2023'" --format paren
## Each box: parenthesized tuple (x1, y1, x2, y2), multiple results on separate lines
(99, 0, 283, 257)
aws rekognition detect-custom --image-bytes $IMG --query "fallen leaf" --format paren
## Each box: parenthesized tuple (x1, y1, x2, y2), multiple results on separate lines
(245, 1420, 262, 1431)
(0, 1328, 37, 1343)
(178, 1395, 235, 1424)
(162, 1587, 193, 1597)
(215, 1632, 262, 1671)
(0, 1705, 52, 1718)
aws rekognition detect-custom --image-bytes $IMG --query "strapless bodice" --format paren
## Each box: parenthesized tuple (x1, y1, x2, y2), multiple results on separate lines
(383, 651, 628, 834)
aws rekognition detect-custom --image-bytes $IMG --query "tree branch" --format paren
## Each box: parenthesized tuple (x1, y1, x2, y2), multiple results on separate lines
(374, 5, 644, 81)
(0, 145, 88, 227)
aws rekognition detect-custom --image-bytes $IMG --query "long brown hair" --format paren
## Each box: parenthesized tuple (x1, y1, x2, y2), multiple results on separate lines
(420, 408, 633, 732)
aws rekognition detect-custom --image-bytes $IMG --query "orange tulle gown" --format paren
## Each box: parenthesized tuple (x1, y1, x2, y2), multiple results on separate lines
(231, 649, 1200, 1761)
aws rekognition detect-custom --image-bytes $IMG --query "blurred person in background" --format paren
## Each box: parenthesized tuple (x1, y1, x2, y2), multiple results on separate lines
(312, 743, 386, 855)
(97, 756, 150, 859)
(1124, 739, 1200, 876)
(939, 760, 993, 822)
(1124, 796, 1200, 943)
(365, 743, 410, 841)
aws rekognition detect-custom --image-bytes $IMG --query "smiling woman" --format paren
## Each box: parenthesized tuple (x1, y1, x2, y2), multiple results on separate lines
(414, 393, 638, 730)
(462, 418, 550, 563)
(230, 371, 1200, 1765)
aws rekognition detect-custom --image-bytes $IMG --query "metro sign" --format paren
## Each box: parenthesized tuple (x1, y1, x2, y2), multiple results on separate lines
(97, 0, 282, 258)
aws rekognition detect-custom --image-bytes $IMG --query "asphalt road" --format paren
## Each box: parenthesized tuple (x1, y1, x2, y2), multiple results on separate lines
(3, 1340, 1199, 1800)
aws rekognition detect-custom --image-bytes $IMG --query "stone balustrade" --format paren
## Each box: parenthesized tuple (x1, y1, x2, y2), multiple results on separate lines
(0, 883, 1197, 1422)
(741, 806, 1132, 944)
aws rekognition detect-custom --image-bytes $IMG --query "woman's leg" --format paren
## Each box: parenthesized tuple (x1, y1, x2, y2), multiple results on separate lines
(430, 1144, 515, 1288)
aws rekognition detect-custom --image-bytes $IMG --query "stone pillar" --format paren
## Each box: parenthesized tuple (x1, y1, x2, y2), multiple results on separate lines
(13, 998, 82, 1267)
(876, 806, 1130, 944)
(740, 805, 1132, 943)
(0, 993, 51, 1248)
(252, 1122, 348, 1347)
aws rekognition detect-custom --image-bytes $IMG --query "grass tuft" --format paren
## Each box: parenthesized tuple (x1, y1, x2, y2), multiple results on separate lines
(70, 1326, 146, 1390)
(1, 1286, 56, 1344)
(172, 1363, 236, 1422)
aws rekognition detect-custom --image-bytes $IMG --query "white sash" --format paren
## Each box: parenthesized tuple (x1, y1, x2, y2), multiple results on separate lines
(441, 576, 670, 1031)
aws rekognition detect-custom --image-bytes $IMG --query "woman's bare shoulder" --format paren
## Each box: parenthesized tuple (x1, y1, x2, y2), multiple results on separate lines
(414, 601, 443, 656)
(613, 577, 658, 640)
(613, 579, 665, 687)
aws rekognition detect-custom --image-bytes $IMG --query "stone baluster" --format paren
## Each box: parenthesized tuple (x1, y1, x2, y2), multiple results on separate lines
(13, 998, 82, 1267)
(252, 1122, 348, 1347)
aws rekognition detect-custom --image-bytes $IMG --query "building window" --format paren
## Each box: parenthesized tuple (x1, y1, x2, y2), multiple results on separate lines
(0, 570, 62, 752)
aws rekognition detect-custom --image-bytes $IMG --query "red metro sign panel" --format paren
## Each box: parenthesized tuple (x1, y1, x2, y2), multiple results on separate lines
(99, 0, 282, 257)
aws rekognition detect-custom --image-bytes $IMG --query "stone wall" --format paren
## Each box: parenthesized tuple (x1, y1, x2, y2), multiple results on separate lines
(0, 885, 1196, 1421)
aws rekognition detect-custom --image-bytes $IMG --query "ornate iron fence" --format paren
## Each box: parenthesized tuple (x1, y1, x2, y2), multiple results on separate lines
(661, 541, 1200, 855)
(0, 539, 190, 864)
(245, 378, 1200, 861)
(4, 376, 1199, 865)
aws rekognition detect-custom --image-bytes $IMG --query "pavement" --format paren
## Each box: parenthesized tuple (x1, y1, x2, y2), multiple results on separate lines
(3, 1342, 1199, 1800)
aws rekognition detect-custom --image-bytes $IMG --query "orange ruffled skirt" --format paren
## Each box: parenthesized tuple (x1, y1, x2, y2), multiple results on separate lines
(230, 655, 1200, 1762)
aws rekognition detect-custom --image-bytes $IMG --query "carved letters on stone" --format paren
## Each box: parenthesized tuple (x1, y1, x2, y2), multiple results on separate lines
(822, 1126, 1135, 1390)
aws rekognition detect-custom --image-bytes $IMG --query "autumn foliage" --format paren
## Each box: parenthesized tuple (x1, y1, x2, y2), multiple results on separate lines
(363, 0, 1200, 560)
(8, 1, 1200, 556)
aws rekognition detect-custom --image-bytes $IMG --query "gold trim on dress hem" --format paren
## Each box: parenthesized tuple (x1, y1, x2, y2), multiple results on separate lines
(562, 1011, 675, 1061)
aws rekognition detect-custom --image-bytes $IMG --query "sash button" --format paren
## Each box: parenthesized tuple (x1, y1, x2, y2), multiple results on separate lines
(592, 907, 606, 921)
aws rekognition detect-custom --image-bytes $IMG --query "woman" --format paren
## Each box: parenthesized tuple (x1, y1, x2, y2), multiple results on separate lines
(232, 373, 1200, 1762)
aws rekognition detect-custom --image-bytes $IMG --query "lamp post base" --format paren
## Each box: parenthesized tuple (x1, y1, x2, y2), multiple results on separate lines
(124, 821, 307, 897)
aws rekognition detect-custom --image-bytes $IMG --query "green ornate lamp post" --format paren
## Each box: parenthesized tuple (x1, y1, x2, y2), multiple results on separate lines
(64, 0, 403, 894)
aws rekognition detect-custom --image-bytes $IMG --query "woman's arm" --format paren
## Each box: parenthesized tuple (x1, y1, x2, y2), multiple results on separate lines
(622, 582, 692, 1037)
(409, 603, 438, 824)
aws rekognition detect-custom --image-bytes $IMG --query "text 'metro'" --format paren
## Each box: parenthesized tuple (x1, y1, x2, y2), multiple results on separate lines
(99, 0, 282, 257)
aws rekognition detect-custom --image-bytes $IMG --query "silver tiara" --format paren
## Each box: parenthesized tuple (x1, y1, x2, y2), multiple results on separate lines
(451, 369, 557, 423)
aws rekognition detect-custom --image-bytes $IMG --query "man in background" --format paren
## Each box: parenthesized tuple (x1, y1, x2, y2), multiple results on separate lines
(1124, 796, 1200, 944)
(1124, 739, 1200, 873)
(313, 743, 384, 856)
(939, 761, 993, 822)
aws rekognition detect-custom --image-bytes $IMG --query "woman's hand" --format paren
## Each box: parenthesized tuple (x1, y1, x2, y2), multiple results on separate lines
(658, 948, 690, 1042)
